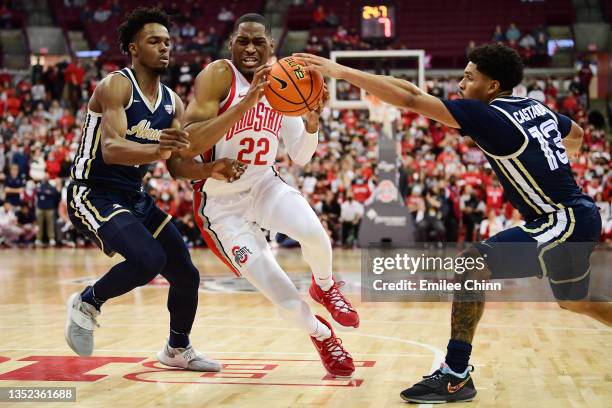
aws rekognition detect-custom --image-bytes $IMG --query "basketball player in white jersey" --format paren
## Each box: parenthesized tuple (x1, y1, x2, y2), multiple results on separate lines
(177, 13, 358, 378)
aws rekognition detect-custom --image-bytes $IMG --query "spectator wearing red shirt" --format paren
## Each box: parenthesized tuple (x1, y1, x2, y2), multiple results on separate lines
(430, 122, 445, 154)
(461, 166, 483, 188)
(63, 59, 85, 110)
(544, 78, 558, 99)
(342, 110, 357, 130)
(312, 5, 326, 27)
(351, 171, 371, 203)
(5, 89, 21, 116)
(45, 150, 62, 179)
(485, 180, 504, 213)
(562, 93, 579, 115)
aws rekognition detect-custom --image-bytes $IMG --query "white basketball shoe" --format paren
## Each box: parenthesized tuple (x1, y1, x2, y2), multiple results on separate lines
(156, 343, 222, 372)
(65, 291, 100, 356)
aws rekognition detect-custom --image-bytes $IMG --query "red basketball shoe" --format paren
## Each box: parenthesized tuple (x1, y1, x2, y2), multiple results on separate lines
(309, 276, 360, 328)
(310, 315, 354, 378)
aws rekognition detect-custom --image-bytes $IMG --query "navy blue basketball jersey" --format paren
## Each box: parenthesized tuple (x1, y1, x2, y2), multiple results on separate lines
(443, 96, 592, 222)
(71, 67, 176, 191)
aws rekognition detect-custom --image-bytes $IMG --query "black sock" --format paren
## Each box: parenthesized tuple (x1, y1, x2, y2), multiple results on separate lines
(80, 286, 105, 311)
(169, 330, 190, 348)
(445, 339, 472, 374)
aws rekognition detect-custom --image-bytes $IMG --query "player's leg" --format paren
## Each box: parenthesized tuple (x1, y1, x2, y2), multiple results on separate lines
(242, 246, 354, 377)
(151, 214, 221, 371)
(245, 247, 324, 333)
(65, 186, 168, 356)
(84, 217, 167, 302)
(263, 189, 359, 327)
(194, 190, 354, 377)
(400, 224, 540, 403)
(266, 191, 333, 286)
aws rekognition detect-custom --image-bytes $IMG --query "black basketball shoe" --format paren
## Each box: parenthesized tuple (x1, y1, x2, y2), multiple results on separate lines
(400, 363, 476, 403)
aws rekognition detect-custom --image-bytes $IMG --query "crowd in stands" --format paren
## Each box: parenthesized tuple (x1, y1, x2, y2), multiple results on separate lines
(0, 2, 609, 249)
(0, 54, 609, 249)
(467, 22, 552, 66)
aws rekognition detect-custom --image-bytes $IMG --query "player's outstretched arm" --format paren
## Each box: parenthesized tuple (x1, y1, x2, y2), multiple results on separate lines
(167, 93, 246, 182)
(293, 53, 459, 128)
(180, 61, 271, 158)
(98, 75, 189, 166)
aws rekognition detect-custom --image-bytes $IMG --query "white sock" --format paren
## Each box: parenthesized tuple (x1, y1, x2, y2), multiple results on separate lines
(310, 320, 331, 341)
(316, 275, 333, 291)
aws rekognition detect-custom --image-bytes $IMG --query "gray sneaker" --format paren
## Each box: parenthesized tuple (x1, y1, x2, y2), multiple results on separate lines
(65, 291, 100, 356)
(156, 343, 222, 372)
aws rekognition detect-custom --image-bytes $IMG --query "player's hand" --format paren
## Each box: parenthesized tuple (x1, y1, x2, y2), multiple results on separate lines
(302, 83, 329, 131)
(292, 53, 345, 79)
(240, 64, 272, 110)
(209, 158, 247, 183)
(157, 128, 190, 160)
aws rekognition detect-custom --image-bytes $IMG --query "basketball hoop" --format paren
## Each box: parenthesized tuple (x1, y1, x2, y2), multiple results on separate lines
(365, 93, 385, 123)
(365, 93, 400, 138)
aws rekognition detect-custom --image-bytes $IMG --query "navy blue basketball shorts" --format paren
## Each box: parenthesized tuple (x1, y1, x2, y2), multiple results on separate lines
(67, 182, 172, 257)
(475, 204, 602, 300)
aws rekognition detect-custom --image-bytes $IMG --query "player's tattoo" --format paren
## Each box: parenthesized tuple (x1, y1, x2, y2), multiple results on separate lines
(450, 249, 490, 343)
(451, 299, 484, 343)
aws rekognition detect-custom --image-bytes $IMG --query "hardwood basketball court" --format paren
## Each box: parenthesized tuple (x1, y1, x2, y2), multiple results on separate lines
(0, 248, 610, 407)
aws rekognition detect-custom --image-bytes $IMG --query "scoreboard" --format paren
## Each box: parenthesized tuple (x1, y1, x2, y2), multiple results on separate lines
(361, 5, 395, 39)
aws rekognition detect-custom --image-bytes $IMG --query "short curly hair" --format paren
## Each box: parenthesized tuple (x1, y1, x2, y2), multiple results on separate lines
(467, 43, 524, 91)
(233, 13, 270, 35)
(118, 7, 171, 55)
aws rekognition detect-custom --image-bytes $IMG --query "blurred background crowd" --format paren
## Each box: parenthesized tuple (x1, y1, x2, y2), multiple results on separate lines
(0, 0, 610, 249)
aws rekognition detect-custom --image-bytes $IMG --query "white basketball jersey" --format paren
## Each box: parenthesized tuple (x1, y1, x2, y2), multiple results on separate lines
(193, 60, 304, 196)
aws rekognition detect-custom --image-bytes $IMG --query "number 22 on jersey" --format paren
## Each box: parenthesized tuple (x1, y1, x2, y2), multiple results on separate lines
(237, 137, 271, 165)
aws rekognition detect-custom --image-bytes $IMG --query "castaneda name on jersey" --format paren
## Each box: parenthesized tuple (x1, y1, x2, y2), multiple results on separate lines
(225, 101, 284, 141)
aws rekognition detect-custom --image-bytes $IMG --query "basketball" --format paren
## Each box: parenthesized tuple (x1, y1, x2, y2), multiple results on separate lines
(264, 57, 324, 116)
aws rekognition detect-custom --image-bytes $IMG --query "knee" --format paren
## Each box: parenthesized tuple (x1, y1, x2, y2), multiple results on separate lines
(173, 262, 201, 292)
(132, 250, 167, 285)
(457, 247, 490, 280)
(295, 221, 330, 246)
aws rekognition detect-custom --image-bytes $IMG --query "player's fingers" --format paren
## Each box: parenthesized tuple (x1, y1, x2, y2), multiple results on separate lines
(229, 159, 245, 169)
(162, 128, 189, 138)
(305, 65, 325, 74)
(158, 138, 174, 147)
(292, 53, 317, 61)
(255, 81, 268, 96)
(176, 134, 190, 144)
(253, 65, 272, 81)
(295, 55, 322, 68)
(255, 63, 272, 73)
(321, 91, 330, 105)
(161, 137, 190, 150)
(163, 139, 190, 150)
